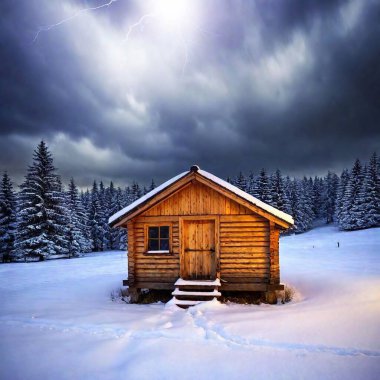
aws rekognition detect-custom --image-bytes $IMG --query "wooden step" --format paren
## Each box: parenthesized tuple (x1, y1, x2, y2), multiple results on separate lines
(172, 299, 205, 306)
(172, 289, 221, 297)
(174, 278, 221, 287)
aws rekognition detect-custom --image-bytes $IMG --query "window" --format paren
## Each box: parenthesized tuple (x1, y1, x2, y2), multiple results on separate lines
(147, 226, 170, 252)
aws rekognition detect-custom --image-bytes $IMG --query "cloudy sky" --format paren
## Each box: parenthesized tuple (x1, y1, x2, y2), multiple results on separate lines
(1, 0, 379, 188)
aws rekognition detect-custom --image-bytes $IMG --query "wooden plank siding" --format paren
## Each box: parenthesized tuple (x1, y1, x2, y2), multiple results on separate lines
(124, 180, 279, 290)
(219, 215, 270, 285)
(132, 218, 180, 284)
(126, 221, 135, 287)
(143, 181, 250, 216)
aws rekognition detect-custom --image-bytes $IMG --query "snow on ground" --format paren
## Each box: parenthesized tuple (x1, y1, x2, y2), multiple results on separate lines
(0, 226, 379, 380)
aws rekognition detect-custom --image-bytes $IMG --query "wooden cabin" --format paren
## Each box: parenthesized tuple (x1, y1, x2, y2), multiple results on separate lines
(109, 165, 294, 306)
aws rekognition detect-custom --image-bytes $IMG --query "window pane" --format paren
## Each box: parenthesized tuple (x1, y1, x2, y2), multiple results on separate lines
(149, 227, 159, 239)
(160, 226, 169, 238)
(160, 239, 169, 250)
(148, 239, 159, 251)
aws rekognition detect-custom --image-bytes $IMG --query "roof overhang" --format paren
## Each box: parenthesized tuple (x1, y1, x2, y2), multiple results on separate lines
(109, 166, 294, 229)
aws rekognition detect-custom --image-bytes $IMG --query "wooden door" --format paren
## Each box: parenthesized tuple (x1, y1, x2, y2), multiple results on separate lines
(182, 220, 216, 280)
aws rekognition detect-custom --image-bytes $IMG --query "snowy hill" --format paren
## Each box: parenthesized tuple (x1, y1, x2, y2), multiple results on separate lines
(0, 225, 379, 379)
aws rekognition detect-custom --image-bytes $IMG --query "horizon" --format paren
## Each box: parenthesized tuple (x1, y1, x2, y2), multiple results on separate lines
(2, 140, 377, 191)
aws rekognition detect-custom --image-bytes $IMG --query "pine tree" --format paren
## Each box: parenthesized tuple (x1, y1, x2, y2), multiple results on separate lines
(324, 172, 339, 224)
(246, 172, 258, 197)
(99, 181, 110, 250)
(81, 189, 91, 210)
(256, 169, 271, 203)
(66, 178, 92, 256)
(283, 176, 293, 211)
(234, 172, 247, 192)
(339, 159, 364, 230)
(131, 182, 142, 201)
(268, 169, 291, 214)
(52, 177, 71, 255)
(110, 187, 127, 250)
(361, 153, 380, 228)
(88, 181, 104, 252)
(351, 164, 367, 229)
(15, 141, 69, 260)
(0, 173, 17, 260)
(80, 189, 93, 251)
(149, 179, 156, 192)
(335, 169, 350, 223)
(124, 186, 133, 206)
(106, 181, 119, 250)
(289, 179, 305, 233)
(312, 177, 325, 220)
(288, 178, 314, 233)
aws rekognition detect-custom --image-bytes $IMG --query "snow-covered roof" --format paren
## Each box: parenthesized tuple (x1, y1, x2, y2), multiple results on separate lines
(197, 169, 294, 225)
(109, 171, 188, 225)
(109, 167, 294, 226)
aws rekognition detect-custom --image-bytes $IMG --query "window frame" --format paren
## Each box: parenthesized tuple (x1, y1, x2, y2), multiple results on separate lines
(144, 223, 172, 255)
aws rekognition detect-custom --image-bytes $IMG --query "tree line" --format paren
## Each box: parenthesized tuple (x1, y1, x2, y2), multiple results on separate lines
(0, 141, 379, 261)
(228, 154, 380, 233)
(0, 141, 153, 261)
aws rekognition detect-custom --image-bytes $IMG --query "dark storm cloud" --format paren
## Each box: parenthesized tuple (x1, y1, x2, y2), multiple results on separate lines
(0, 0, 379, 187)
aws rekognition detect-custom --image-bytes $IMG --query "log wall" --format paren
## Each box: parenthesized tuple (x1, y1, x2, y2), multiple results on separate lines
(219, 215, 269, 286)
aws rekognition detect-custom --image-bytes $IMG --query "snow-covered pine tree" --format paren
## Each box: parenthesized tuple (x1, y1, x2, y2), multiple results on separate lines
(149, 179, 156, 192)
(110, 186, 127, 250)
(123, 182, 142, 254)
(65, 179, 82, 257)
(288, 178, 314, 233)
(312, 177, 325, 220)
(256, 168, 271, 203)
(106, 182, 126, 250)
(335, 169, 350, 224)
(283, 176, 293, 211)
(52, 177, 71, 255)
(268, 169, 291, 214)
(0, 172, 17, 261)
(131, 181, 142, 201)
(124, 186, 133, 206)
(81, 189, 91, 210)
(234, 172, 247, 192)
(66, 178, 92, 256)
(79, 189, 94, 251)
(339, 159, 364, 230)
(289, 179, 305, 233)
(324, 172, 339, 224)
(246, 172, 258, 197)
(350, 164, 367, 229)
(88, 181, 104, 252)
(99, 181, 111, 250)
(362, 153, 380, 228)
(301, 177, 315, 229)
(15, 141, 69, 260)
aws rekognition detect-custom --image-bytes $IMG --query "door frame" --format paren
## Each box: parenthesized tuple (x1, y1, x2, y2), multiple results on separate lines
(179, 215, 220, 280)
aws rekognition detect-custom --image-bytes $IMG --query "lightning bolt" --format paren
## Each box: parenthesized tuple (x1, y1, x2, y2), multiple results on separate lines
(122, 12, 192, 75)
(124, 13, 155, 41)
(32, 0, 203, 75)
(33, 0, 119, 42)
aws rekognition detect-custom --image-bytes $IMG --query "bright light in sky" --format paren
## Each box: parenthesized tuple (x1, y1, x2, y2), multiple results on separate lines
(146, 0, 198, 34)
(124, 0, 200, 73)
(152, 0, 195, 31)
